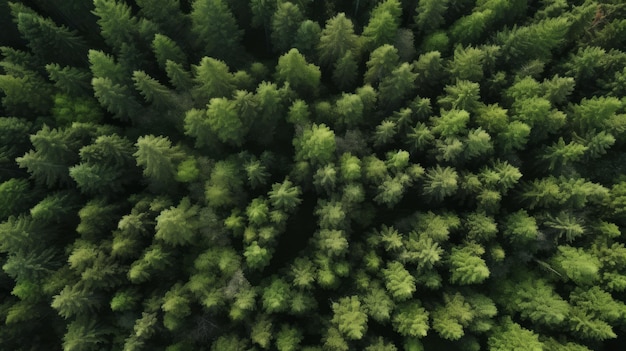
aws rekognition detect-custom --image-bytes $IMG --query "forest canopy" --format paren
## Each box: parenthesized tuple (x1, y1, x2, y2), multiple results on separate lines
(2, 0, 626, 350)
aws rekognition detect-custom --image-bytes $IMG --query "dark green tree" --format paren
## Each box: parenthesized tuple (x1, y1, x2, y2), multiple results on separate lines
(318, 13, 360, 66)
(271, 2, 304, 53)
(190, 0, 243, 61)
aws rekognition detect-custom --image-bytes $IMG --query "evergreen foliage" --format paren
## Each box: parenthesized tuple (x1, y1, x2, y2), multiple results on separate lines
(2, 1, 626, 350)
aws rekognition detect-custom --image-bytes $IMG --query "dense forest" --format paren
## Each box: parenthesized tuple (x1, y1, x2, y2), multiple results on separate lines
(2, 0, 626, 350)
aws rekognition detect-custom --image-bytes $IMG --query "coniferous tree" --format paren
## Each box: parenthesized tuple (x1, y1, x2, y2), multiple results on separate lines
(271, 2, 304, 53)
(190, 0, 243, 61)
(2, 1, 626, 350)
(318, 13, 360, 66)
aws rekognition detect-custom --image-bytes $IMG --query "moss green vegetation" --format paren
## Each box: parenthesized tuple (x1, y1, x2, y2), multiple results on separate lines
(2, 0, 626, 350)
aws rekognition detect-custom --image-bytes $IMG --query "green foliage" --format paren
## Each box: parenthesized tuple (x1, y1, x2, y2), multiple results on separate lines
(318, 13, 360, 66)
(497, 17, 571, 63)
(415, 0, 449, 33)
(362, 0, 402, 51)
(193, 57, 236, 102)
(191, 0, 243, 61)
(294, 123, 336, 166)
(423, 166, 459, 201)
(93, 0, 154, 52)
(364, 44, 399, 86)
(553, 246, 600, 285)
(269, 178, 302, 212)
(275, 48, 321, 97)
(3, 1, 626, 350)
(271, 2, 304, 53)
(206, 97, 248, 146)
(488, 318, 543, 351)
(155, 197, 199, 246)
(294, 20, 321, 59)
(448, 242, 490, 285)
(12, 8, 86, 66)
(134, 135, 184, 190)
(330, 296, 368, 340)
(392, 301, 430, 337)
(383, 261, 416, 301)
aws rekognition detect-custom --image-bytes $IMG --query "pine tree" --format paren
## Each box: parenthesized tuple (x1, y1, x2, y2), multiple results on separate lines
(275, 48, 321, 97)
(361, 0, 402, 51)
(318, 13, 360, 66)
(190, 0, 243, 61)
(11, 5, 87, 66)
(331, 296, 368, 340)
(423, 166, 459, 201)
(364, 44, 400, 86)
(152, 34, 188, 69)
(383, 261, 416, 301)
(192, 57, 236, 103)
(155, 197, 200, 246)
(431, 293, 474, 340)
(271, 2, 304, 53)
(415, 0, 449, 33)
(294, 123, 336, 166)
(136, 0, 188, 39)
(392, 301, 430, 337)
(379, 62, 417, 109)
(206, 97, 249, 146)
(448, 242, 490, 285)
(93, 0, 156, 53)
(293, 20, 321, 59)
(497, 17, 571, 63)
(133, 135, 184, 191)
(487, 318, 543, 351)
